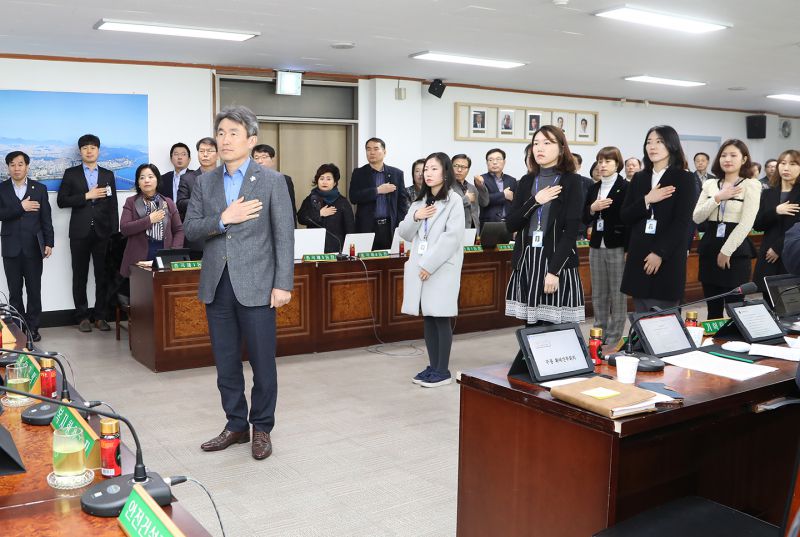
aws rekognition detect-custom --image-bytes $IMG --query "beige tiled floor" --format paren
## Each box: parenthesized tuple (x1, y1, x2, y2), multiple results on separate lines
(37, 306, 706, 536)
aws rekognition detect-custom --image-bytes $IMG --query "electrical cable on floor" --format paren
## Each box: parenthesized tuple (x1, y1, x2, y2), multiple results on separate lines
(352, 256, 424, 357)
(166, 476, 226, 537)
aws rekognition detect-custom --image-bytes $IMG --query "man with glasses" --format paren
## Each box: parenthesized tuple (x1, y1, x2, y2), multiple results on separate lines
(177, 137, 218, 258)
(158, 143, 193, 202)
(474, 148, 516, 224)
(251, 144, 297, 227)
(452, 154, 487, 229)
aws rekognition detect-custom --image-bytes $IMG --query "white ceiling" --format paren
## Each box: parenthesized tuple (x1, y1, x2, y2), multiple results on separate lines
(3, 0, 800, 115)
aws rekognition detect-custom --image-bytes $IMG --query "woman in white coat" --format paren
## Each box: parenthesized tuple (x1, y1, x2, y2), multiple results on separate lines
(399, 152, 465, 388)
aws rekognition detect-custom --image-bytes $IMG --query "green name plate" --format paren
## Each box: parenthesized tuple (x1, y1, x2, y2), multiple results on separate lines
(51, 405, 101, 468)
(496, 243, 514, 251)
(357, 250, 390, 259)
(15, 353, 40, 390)
(302, 253, 337, 262)
(464, 245, 483, 253)
(701, 318, 728, 335)
(118, 484, 186, 537)
(576, 240, 590, 248)
(170, 260, 202, 270)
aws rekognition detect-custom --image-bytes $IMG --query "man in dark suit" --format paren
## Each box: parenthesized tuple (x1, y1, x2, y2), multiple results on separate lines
(474, 148, 516, 224)
(177, 137, 218, 259)
(56, 134, 118, 332)
(349, 137, 409, 250)
(158, 142, 192, 202)
(692, 152, 716, 196)
(0, 151, 54, 341)
(251, 144, 297, 227)
(184, 106, 294, 461)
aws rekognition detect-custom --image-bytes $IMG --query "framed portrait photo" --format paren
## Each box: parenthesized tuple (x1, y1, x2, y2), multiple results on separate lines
(498, 108, 515, 137)
(575, 112, 597, 144)
(525, 110, 548, 137)
(551, 111, 575, 142)
(470, 106, 487, 136)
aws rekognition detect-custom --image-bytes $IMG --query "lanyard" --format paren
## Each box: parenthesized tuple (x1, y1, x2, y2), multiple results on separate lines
(534, 174, 560, 230)
(717, 178, 743, 221)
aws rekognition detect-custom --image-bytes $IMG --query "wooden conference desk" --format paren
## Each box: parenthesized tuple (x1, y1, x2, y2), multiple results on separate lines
(129, 235, 762, 372)
(0, 336, 212, 535)
(456, 357, 800, 537)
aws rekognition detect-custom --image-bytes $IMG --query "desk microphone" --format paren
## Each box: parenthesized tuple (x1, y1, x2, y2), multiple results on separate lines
(0, 381, 171, 517)
(0, 348, 76, 425)
(308, 199, 350, 261)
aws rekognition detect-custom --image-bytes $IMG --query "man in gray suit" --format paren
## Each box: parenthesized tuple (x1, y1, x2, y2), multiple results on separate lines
(184, 106, 294, 460)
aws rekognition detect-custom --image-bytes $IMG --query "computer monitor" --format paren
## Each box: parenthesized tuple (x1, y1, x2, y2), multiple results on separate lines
(479, 222, 511, 249)
(764, 274, 800, 319)
(341, 233, 375, 255)
(294, 228, 326, 259)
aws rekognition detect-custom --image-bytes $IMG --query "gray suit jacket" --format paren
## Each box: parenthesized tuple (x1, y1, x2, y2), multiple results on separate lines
(183, 161, 294, 307)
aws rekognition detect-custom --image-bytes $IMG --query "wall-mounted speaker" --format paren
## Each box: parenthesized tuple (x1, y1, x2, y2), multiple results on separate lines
(746, 114, 767, 139)
(428, 79, 446, 98)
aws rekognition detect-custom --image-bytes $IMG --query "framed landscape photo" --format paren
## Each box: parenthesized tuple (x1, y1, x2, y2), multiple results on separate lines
(471, 106, 487, 136)
(575, 112, 597, 144)
(498, 109, 515, 137)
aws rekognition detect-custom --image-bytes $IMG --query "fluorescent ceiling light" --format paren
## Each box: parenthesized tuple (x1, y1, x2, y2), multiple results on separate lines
(95, 19, 258, 42)
(767, 94, 800, 102)
(625, 75, 706, 87)
(595, 6, 728, 34)
(410, 51, 525, 69)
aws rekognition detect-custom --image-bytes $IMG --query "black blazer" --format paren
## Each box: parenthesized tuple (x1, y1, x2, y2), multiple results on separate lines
(56, 165, 119, 239)
(281, 174, 298, 227)
(785, 221, 800, 276)
(297, 191, 355, 253)
(620, 167, 695, 301)
(479, 172, 517, 223)
(753, 183, 800, 258)
(157, 169, 191, 201)
(581, 175, 628, 249)
(0, 179, 54, 258)
(505, 172, 583, 274)
(349, 163, 408, 233)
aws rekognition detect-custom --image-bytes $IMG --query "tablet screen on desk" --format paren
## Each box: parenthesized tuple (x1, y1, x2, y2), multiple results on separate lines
(636, 313, 695, 357)
(728, 302, 784, 341)
(515, 324, 594, 381)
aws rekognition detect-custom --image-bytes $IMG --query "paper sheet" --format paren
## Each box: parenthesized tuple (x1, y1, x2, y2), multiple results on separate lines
(663, 351, 779, 381)
(611, 392, 674, 419)
(540, 377, 590, 389)
(784, 336, 800, 349)
(748, 343, 800, 362)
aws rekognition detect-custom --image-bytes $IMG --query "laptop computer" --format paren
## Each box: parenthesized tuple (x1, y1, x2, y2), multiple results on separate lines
(764, 274, 800, 331)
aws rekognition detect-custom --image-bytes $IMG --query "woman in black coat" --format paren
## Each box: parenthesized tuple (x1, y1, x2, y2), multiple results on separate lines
(297, 163, 355, 253)
(753, 149, 800, 294)
(505, 125, 584, 325)
(620, 126, 695, 312)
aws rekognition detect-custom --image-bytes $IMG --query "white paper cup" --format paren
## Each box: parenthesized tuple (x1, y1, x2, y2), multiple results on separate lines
(615, 355, 639, 384)
(687, 326, 705, 347)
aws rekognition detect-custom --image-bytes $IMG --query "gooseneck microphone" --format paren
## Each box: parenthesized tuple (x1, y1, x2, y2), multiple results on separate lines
(0, 347, 74, 425)
(0, 382, 171, 517)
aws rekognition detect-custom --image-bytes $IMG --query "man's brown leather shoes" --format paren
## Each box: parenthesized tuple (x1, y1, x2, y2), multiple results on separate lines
(200, 429, 250, 452)
(252, 429, 272, 460)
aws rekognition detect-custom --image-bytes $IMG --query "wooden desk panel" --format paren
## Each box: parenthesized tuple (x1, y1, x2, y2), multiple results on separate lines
(456, 357, 799, 537)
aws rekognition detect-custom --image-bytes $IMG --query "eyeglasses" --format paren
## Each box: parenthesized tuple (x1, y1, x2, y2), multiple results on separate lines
(487, 158, 505, 163)
(453, 165, 470, 170)
(198, 149, 217, 155)
(172, 152, 189, 158)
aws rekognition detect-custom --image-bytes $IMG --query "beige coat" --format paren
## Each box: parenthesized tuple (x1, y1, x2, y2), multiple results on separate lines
(399, 190, 465, 316)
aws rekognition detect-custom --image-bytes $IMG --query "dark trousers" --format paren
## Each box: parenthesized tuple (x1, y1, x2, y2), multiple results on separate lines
(702, 283, 742, 320)
(70, 228, 109, 321)
(632, 297, 680, 313)
(373, 219, 392, 250)
(205, 267, 278, 433)
(423, 316, 453, 373)
(3, 254, 43, 332)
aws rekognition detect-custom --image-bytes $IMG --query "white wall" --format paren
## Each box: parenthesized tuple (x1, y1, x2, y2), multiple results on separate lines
(0, 58, 214, 314)
(417, 85, 800, 180)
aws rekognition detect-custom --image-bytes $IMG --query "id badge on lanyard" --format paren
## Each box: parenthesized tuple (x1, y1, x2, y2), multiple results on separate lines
(596, 217, 604, 232)
(419, 214, 430, 255)
(716, 222, 726, 238)
(531, 230, 544, 248)
(645, 217, 657, 235)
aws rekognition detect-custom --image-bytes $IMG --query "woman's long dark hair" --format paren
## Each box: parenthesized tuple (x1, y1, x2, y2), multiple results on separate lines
(416, 152, 455, 202)
(642, 125, 687, 171)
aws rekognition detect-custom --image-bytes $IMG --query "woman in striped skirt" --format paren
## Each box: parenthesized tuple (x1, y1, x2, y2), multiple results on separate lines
(505, 126, 585, 325)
